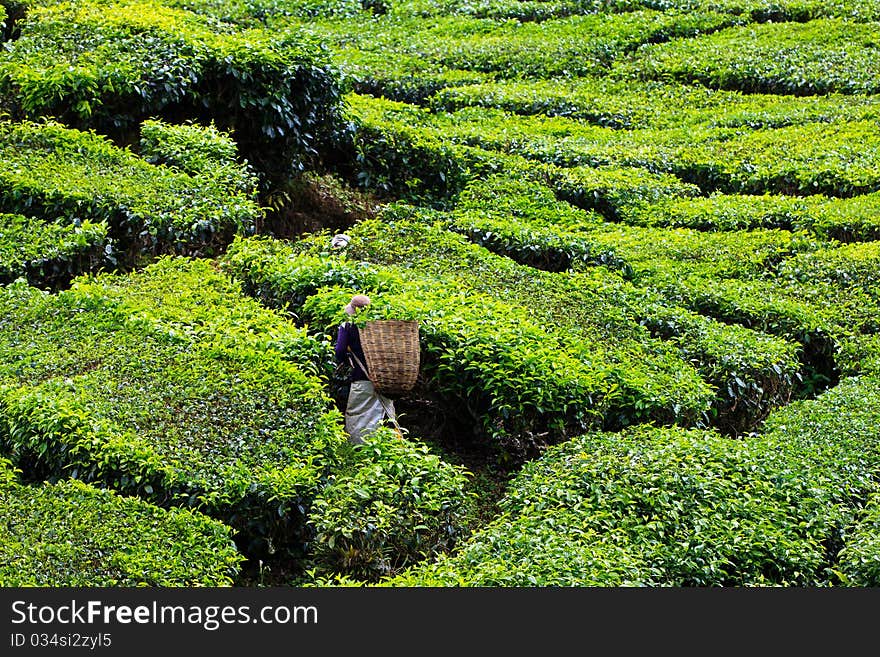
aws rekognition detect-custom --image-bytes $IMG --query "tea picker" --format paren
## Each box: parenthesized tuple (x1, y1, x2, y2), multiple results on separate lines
(334, 294, 420, 443)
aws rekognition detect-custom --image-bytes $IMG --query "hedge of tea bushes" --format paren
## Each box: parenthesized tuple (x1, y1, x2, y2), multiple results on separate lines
(342, 93, 699, 209)
(613, 17, 880, 96)
(669, 119, 880, 197)
(613, 190, 880, 242)
(0, 0, 344, 184)
(138, 118, 260, 197)
(681, 0, 880, 22)
(834, 335, 880, 377)
(430, 77, 880, 130)
(329, 47, 487, 104)
(799, 192, 880, 242)
(360, 210, 806, 433)
(224, 236, 632, 452)
(385, 423, 851, 586)
(439, 173, 803, 431)
(406, 11, 739, 79)
(339, 0, 880, 22)
(440, 108, 880, 197)
(340, 95, 472, 205)
(431, 0, 880, 23)
(0, 458, 244, 586)
(641, 271, 872, 396)
(582, 223, 820, 281)
(345, 93, 880, 201)
(0, 213, 110, 288)
(279, 13, 493, 97)
(443, 0, 639, 22)
(162, 0, 369, 23)
(403, 202, 801, 433)
(222, 231, 720, 454)
(0, 119, 261, 264)
(647, 239, 880, 343)
(449, 173, 620, 272)
(0, 260, 473, 574)
(296, 213, 800, 436)
(293, 8, 740, 79)
(0, 283, 343, 559)
(349, 96, 877, 220)
(774, 239, 880, 294)
(393, 379, 880, 586)
(616, 192, 805, 231)
(635, 301, 800, 435)
(758, 375, 880, 563)
(454, 170, 819, 280)
(4, 259, 478, 571)
(68, 256, 334, 376)
(380, 507, 657, 586)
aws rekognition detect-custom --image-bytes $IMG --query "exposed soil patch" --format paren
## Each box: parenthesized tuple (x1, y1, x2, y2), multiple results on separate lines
(258, 172, 382, 240)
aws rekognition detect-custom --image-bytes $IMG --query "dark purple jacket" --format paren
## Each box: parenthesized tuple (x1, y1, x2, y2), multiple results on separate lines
(335, 321, 369, 381)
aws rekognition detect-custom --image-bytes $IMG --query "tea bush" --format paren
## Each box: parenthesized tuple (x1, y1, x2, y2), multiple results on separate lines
(760, 375, 880, 507)
(162, 0, 368, 23)
(0, 0, 344, 184)
(383, 508, 658, 586)
(0, 213, 109, 288)
(0, 284, 343, 559)
(226, 233, 695, 453)
(224, 220, 807, 443)
(138, 118, 259, 196)
(229, 239, 629, 455)
(450, 173, 618, 272)
(388, 425, 836, 585)
(411, 10, 739, 79)
(345, 92, 880, 201)
(308, 428, 475, 581)
(330, 46, 486, 104)
(392, 375, 880, 586)
(430, 78, 880, 130)
(0, 457, 244, 586)
(0, 259, 472, 577)
(836, 493, 880, 586)
(616, 18, 880, 95)
(387, 186, 802, 433)
(0, 119, 261, 263)
(415, 0, 880, 22)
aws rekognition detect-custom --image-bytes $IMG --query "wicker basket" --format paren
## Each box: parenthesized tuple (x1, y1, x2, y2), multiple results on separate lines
(360, 319, 421, 396)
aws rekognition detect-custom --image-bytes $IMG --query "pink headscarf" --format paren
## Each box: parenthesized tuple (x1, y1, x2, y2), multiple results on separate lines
(344, 294, 371, 315)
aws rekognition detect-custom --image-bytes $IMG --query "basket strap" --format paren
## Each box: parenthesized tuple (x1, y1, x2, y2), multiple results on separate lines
(347, 346, 404, 439)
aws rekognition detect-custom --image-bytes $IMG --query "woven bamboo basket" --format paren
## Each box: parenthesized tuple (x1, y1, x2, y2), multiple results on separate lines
(360, 319, 421, 396)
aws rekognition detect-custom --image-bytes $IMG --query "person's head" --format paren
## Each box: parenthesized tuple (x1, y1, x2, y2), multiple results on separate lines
(331, 234, 351, 249)
(344, 294, 371, 316)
